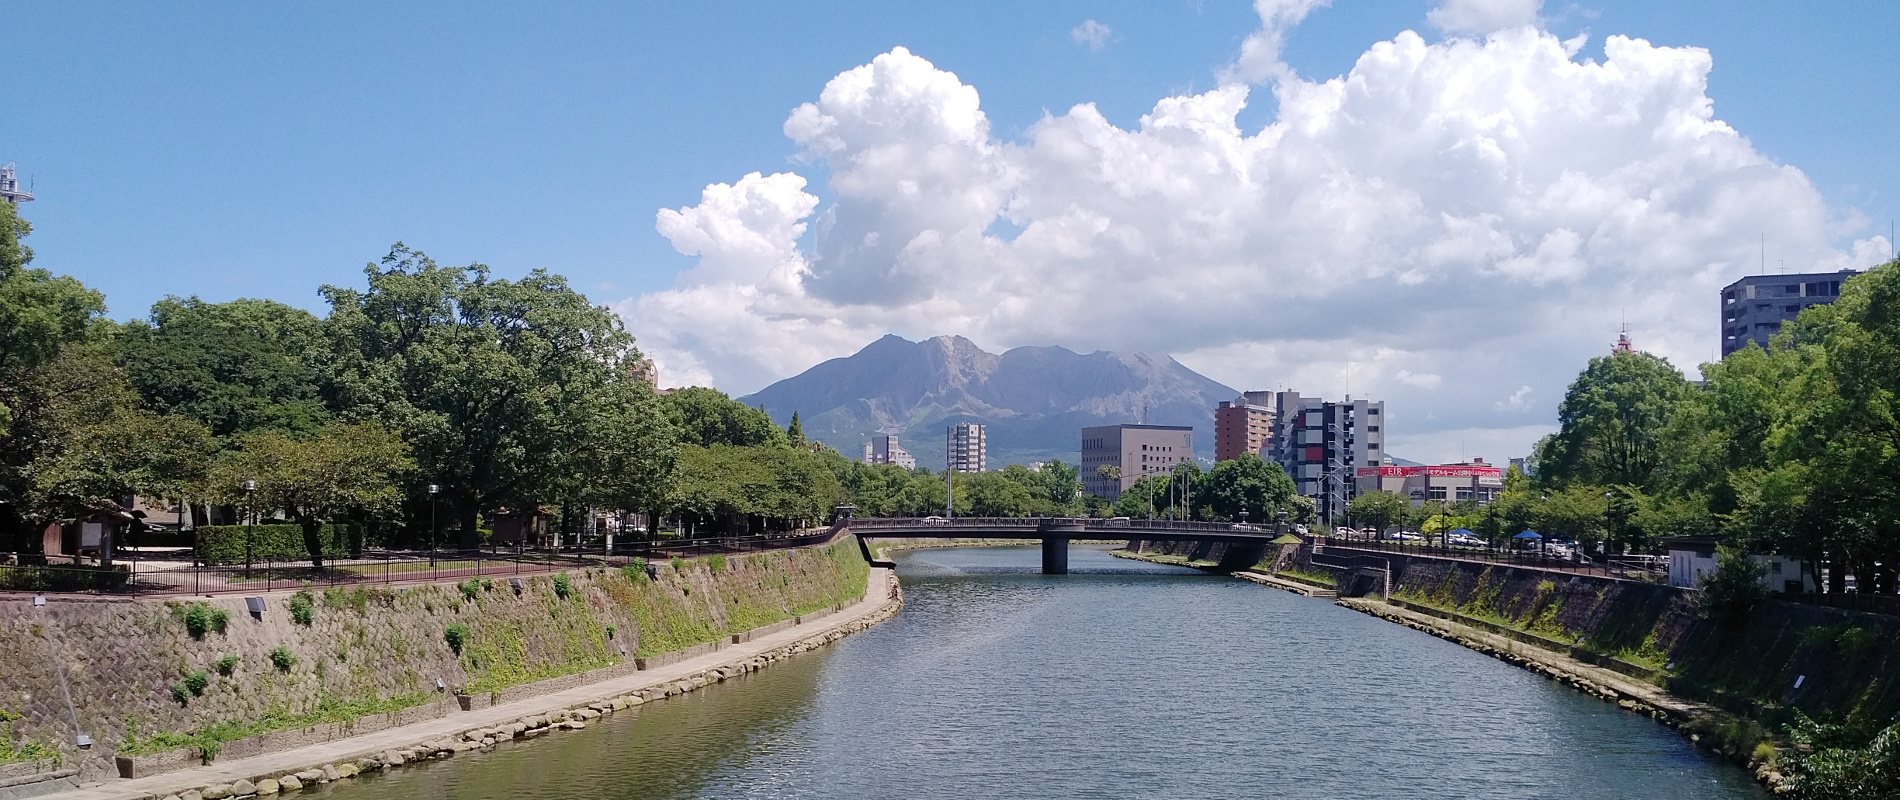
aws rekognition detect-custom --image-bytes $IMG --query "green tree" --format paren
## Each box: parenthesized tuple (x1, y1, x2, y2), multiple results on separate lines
(209, 422, 414, 568)
(660, 387, 788, 448)
(786, 411, 804, 444)
(964, 471, 1037, 517)
(1345, 490, 1409, 536)
(115, 297, 329, 440)
(0, 200, 105, 437)
(1200, 453, 1297, 522)
(320, 244, 670, 546)
(1537, 349, 1693, 491)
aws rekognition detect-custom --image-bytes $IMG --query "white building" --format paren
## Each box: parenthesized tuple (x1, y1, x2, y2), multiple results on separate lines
(1664, 537, 1817, 593)
(946, 422, 986, 473)
(863, 434, 916, 470)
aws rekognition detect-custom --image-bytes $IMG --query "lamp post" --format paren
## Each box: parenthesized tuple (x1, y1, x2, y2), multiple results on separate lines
(1603, 490, 1615, 574)
(242, 479, 257, 579)
(428, 484, 440, 568)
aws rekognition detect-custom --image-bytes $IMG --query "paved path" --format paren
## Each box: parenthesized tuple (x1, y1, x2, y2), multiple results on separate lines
(38, 567, 899, 800)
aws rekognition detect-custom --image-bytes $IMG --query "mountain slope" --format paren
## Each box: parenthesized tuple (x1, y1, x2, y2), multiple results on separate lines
(738, 335, 1236, 469)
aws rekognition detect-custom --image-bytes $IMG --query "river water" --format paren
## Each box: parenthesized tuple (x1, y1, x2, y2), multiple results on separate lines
(311, 545, 1766, 799)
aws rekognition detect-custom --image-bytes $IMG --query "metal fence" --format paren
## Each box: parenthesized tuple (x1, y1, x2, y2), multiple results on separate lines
(1777, 591, 1900, 617)
(1, 528, 849, 597)
(1312, 536, 1666, 583)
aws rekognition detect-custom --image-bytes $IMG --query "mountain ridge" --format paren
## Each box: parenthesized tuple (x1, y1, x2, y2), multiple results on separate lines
(738, 335, 1237, 469)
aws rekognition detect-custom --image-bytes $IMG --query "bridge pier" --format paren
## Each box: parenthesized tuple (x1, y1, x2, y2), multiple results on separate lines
(1042, 538, 1069, 575)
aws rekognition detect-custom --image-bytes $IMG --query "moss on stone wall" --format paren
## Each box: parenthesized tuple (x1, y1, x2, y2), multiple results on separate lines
(0, 542, 868, 782)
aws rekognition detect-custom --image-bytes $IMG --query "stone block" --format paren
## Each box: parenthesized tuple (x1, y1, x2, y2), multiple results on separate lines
(231, 779, 256, 796)
(256, 778, 279, 794)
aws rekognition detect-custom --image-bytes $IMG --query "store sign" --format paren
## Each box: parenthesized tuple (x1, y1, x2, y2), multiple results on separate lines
(1355, 465, 1504, 479)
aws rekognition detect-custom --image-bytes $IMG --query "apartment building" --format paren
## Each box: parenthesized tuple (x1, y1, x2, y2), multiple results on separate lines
(1214, 390, 1276, 462)
(1720, 270, 1858, 357)
(946, 422, 986, 473)
(1080, 424, 1194, 502)
(1263, 392, 1383, 523)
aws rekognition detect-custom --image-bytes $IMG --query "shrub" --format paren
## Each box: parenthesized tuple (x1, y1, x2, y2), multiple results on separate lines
(458, 579, 482, 602)
(183, 603, 212, 639)
(444, 623, 471, 656)
(195, 524, 360, 566)
(182, 670, 209, 697)
(1698, 547, 1766, 619)
(1780, 713, 1900, 798)
(671, 556, 684, 573)
(287, 590, 315, 626)
(269, 646, 296, 672)
(708, 554, 727, 574)
(552, 573, 572, 600)
(209, 607, 230, 634)
(215, 655, 239, 677)
(605, 625, 616, 639)
(622, 562, 647, 583)
(170, 683, 191, 705)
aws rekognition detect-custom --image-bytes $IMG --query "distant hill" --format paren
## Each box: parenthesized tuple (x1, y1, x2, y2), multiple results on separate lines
(738, 335, 1238, 469)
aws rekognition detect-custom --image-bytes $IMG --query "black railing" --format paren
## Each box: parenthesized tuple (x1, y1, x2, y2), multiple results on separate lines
(1777, 591, 1900, 617)
(1, 528, 851, 596)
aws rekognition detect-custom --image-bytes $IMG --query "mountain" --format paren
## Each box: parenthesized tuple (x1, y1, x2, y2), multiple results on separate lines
(738, 335, 1238, 469)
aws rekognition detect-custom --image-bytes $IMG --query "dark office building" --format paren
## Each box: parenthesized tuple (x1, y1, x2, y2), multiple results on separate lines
(1720, 270, 1858, 357)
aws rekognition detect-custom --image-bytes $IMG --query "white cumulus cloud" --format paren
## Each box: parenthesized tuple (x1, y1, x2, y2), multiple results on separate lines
(1429, 0, 1543, 36)
(1071, 19, 1112, 52)
(615, 12, 1892, 464)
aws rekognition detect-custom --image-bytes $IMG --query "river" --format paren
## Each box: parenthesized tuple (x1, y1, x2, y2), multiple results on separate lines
(308, 545, 1767, 799)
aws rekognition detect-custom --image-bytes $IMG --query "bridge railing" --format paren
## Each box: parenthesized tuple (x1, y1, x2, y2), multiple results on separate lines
(844, 516, 1269, 535)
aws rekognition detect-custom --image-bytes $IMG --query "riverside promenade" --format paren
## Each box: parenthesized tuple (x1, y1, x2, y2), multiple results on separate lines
(31, 567, 900, 800)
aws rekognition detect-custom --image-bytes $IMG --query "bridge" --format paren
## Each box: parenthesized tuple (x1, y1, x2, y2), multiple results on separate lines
(844, 515, 1299, 574)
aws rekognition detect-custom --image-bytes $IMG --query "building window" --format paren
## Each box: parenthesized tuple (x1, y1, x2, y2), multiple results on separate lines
(1455, 487, 1473, 501)
(1427, 487, 1447, 501)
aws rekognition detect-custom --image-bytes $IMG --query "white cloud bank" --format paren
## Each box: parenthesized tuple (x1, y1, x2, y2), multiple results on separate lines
(615, 0, 1894, 464)
(1071, 20, 1112, 52)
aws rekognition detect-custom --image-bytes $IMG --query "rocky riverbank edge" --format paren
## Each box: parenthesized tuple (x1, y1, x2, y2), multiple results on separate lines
(1334, 598, 1792, 793)
(33, 569, 904, 800)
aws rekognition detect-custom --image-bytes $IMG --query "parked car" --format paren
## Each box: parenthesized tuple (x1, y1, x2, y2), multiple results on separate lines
(922, 515, 950, 526)
(1104, 517, 1132, 527)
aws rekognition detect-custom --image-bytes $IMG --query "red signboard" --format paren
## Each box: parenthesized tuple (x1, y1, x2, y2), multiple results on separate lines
(1354, 465, 1503, 479)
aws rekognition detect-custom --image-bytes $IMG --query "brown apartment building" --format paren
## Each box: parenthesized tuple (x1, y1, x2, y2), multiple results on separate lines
(1214, 391, 1276, 461)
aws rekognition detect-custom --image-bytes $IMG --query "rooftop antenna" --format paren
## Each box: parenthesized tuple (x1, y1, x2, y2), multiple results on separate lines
(0, 163, 34, 205)
(1778, 260, 1786, 275)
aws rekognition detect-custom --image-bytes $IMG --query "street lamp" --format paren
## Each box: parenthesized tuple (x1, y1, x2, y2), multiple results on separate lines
(428, 484, 440, 568)
(241, 479, 257, 578)
(1603, 490, 1615, 572)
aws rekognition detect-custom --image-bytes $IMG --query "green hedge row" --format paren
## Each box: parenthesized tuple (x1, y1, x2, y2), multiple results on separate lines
(198, 524, 360, 565)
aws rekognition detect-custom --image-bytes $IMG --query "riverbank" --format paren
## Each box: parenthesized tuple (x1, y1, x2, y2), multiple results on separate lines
(22, 566, 901, 800)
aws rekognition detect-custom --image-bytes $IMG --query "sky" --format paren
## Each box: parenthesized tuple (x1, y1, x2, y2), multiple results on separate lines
(5, 0, 1898, 465)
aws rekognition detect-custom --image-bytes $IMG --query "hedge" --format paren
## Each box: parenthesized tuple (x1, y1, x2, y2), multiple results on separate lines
(0, 563, 130, 592)
(197, 524, 360, 565)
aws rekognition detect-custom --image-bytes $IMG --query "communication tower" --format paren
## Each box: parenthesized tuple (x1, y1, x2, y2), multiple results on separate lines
(0, 163, 32, 205)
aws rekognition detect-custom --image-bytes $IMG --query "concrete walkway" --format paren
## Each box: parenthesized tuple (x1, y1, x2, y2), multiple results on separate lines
(37, 567, 899, 800)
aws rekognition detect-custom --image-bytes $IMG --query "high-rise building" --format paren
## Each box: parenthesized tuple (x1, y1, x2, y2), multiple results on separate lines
(1720, 270, 1858, 357)
(1080, 424, 1194, 501)
(1263, 392, 1383, 523)
(1214, 391, 1276, 462)
(946, 422, 986, 473)
(862, 434, 915, 470)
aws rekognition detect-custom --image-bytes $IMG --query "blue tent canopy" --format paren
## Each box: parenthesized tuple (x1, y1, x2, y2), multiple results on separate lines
(1450, 528, 1476, 536)
(1513, 530, 1543, 540)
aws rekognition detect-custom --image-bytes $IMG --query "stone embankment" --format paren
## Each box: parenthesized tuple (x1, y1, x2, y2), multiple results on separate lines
(0, 542, 876, 797)
(21, 567, 901, 800)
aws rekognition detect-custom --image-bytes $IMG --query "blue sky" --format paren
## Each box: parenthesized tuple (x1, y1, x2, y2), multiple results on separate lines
(5, 1, 1898, 463)
(5, 1, 1893, 318)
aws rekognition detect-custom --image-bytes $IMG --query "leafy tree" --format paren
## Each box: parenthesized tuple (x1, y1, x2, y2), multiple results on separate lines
(320, 245, 670, 546)
(209, 422, 414, 568)
(786, 411, 804, 444)
(21, 346, 214, 532)
(1200, 453, 1296, 522)
(666, 445, 845, 533)
(660, 387, 787, 448)
(1537, 349, 1692, 491)
(1536, 484, 1611, 552)
(964, 471, 1037, 517)
(1780, 713, 1900, 799)
(0, 200, 105, 437)
(1345, 490, 1408, 535)
(1696, 546, 1766, 619)
(116, 297, 329, 439)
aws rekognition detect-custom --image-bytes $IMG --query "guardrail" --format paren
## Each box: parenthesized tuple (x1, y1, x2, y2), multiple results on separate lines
(844, 516, 1267, 535)
(0, 529, 849, 596)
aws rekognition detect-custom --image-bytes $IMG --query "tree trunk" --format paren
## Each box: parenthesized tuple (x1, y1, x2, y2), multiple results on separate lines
(299, 515, 325, 570)
(458, 505, 480, 552)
